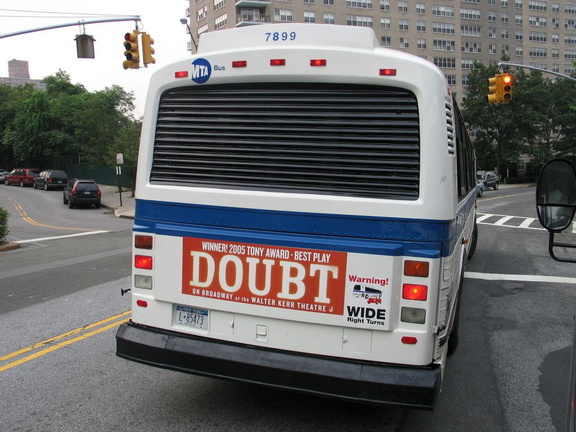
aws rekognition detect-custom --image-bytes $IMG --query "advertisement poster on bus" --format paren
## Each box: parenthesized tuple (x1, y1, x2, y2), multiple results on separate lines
(182, 237, 392, 330)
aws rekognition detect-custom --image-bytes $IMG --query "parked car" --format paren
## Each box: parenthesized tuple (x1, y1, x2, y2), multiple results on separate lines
(476, 179, 486, 197)
(63, 179, 102, 209)
(5, 168, 40, 187)
(34, 170, 68, 190)
(477, 171, 500, 190)
(0, 169, 8, 183)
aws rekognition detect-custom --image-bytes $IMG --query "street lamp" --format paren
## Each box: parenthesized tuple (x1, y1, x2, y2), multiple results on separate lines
(180, 17, 198, 52)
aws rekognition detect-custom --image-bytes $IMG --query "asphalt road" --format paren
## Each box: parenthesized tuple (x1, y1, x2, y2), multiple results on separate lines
(1, 184, 575, 431)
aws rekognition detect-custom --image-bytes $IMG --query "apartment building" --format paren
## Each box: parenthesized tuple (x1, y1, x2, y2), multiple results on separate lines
(185, 0, 576, 102)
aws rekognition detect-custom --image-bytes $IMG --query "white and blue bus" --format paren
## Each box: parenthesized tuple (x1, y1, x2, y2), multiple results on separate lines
(116, 23, 477, 409)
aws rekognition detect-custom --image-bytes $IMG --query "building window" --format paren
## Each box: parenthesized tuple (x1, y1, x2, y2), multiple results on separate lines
(381, 17, 391, 29)
(461, 41, 482, 53)
(489, 43, 497, 54)
(399, 19, 409, 30)
(417, 20, 426, 31)
(501, 29, 509, 38)
(381, 35, 391, 46)
(323, 13, 335, 24)
(304, 11, 316, 22)
(515, 30, 523, 40)
(515, 14, 523, 24)
(346, 14, 373, 27)
(346, 0, 373, 8)
(489, 27, 496, 38)
(434, 39, 456, 51)
(416, 3, 425, 14)
(460, 8, 481, 20)
(197, 6, 208, 21)
(380, 0, 390, 11)
(515, 46, 523, 56)
(434, 57, 456, 68)
(528, 0, 547, 11)
(488, 11, 496, 22)
(432, 5, 455, 17)
(529, 31, 547, 42)
(398, 1, 408, 12)
(529, 47, 547, 57)
(446, 75, 457, 85)
(399, 37, 409, 48)
(274, 9, 293, 22)
(461, 25, 481, 37)
(501, 13, 509, 23)
(417, 38, 427, 49)
(214, 13, 228, 29)
(214, 0, 225, 10)
(433, 22, 455, 34)
(324, 0, 334, 5)
(461, 58, 474, 69)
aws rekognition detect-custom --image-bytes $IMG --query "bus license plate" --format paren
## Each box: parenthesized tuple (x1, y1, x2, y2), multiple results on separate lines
(174, 305, 209, 330)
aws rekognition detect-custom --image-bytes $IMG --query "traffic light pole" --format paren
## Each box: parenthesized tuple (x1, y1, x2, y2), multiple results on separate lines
(498, 61, 576, 82)
(0, 16, 141, 40)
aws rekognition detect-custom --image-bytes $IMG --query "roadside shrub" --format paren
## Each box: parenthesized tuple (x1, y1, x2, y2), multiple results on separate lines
(0, 206, 9, 245)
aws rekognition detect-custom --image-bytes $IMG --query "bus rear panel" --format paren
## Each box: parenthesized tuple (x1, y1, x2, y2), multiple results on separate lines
(116, 23, 477, 410)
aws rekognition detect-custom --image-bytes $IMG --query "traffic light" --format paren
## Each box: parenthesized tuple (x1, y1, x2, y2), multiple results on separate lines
(501, 73, 513, 102)
(141, 33, 156, 67)
(123, 30, 140, 70)
(487, 74, 501, 103)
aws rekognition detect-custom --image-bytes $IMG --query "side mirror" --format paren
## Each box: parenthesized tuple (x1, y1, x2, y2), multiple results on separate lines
(536, 159, 576, 262)
(536, 159, 576, 231)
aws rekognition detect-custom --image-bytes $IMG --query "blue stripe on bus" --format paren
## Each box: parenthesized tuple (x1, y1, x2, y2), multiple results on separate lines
(133, 196, 475, 258)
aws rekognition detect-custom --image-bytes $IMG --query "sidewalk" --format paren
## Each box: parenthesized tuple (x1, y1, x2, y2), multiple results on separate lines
(100, 185, 135, 219)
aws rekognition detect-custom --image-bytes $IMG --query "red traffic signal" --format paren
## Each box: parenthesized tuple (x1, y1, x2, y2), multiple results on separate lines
(123, 31, 140, 70)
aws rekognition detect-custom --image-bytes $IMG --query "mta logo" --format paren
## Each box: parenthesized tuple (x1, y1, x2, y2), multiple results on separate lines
(191, 58, 212, 84)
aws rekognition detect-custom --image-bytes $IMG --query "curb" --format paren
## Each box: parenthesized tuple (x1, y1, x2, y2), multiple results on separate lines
(0, 242, 20, 252)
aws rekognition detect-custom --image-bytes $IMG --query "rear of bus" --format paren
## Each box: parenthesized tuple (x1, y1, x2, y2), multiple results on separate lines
(116, 24, 476, 409)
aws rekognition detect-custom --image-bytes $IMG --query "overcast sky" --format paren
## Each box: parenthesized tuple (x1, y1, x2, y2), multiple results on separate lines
(0, 1, 192, 115)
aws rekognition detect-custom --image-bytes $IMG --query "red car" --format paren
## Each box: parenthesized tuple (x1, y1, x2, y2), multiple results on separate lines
(5, 168, 40, 187)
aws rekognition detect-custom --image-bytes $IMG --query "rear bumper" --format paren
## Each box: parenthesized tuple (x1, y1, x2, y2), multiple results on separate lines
(116, 321, 441, 409)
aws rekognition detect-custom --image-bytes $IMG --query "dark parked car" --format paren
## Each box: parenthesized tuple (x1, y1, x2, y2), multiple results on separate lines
(63, 179, 102, 209)
(5, 168, 40, 187)
(477, 171, 500, 190)
(34, 170, 68, 190)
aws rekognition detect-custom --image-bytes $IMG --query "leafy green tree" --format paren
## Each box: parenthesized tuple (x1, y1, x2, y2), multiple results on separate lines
(462, 62, 524, 175)
(462, 61, 576, 180)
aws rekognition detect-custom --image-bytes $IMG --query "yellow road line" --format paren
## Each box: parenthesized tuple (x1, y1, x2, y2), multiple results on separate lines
(479, 191, 533, 202)
(0, 192, 95, 231)
(0, 311, 131, 372)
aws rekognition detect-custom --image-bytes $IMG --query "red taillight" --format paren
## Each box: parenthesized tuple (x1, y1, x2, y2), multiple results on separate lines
(71, 188, 77, 196)
(310, 59, 327, 67)
(401, 336, 418, 345)
(175, 71, 189, 78)
(379, 68, 397, 76)
(136, 299, 148, 307)
(232, 60, 247, 68)
(270, 59, 286, 66)
(402, 284, 428, 301)
(135, 255, 153, 270)
(96, 186, 101, 197)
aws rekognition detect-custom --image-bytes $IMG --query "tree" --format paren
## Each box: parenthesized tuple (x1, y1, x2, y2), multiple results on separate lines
(462, 61, 576, 180)
(0, 71, 140, 176)
(462, 62, 524, 176)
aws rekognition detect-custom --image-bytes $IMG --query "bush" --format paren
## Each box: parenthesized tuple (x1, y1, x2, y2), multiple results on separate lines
(0, 207, 9, 245)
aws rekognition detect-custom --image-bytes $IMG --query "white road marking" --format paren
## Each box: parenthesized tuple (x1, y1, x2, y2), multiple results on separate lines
(465, 272, 576, 284)
(15, 230, 111, 244)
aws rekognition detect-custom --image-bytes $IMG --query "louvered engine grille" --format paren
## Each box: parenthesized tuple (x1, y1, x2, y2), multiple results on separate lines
(150, 83, 420, 200)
